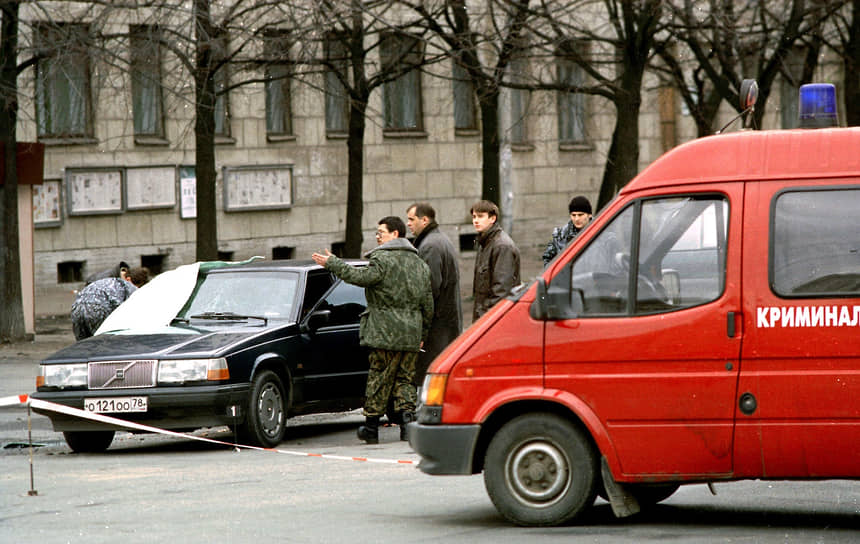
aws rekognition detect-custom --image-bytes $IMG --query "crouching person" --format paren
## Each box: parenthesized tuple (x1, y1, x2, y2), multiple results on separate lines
(312, 216, 433, 443)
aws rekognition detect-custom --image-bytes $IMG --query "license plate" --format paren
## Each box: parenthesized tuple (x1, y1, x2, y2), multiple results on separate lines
(84, 397, 148, 413)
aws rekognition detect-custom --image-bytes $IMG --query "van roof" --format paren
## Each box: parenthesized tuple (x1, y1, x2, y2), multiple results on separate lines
(624, 126, 860, 193)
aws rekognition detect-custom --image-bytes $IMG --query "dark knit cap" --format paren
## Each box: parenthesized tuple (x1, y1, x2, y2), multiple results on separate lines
(568, 196, 592, 215)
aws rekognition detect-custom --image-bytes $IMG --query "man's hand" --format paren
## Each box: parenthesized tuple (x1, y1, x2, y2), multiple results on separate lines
(311, 249, 333, 266)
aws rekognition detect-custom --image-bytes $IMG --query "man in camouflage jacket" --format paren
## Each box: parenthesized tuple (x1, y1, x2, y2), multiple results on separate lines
(312, 216, 433, 443)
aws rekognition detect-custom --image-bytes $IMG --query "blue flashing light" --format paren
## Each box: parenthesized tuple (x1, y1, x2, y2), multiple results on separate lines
(798, 83, 838, 128)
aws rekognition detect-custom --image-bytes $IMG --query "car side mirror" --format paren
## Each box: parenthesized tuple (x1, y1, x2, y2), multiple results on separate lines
(301, 309, 331, 333)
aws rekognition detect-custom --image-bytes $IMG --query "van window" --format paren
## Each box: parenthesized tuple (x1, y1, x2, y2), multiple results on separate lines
(772, 188, 860, 297)
(570, 195, 727, 316)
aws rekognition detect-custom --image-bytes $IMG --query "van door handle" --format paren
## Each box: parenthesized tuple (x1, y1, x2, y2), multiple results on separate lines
(727, 312, 737, 338)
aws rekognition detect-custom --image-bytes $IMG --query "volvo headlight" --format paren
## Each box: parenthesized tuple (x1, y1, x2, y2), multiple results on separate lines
(38, 364, 88, 389)
(157, 358, 229, 383)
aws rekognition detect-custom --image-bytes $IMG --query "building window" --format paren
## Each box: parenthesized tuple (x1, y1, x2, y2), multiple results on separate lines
(381, 33, 423, 132)
(508, 55, 530, 144)
(264, 30, 293, 137)
(130, 25, 165, 141)
(453, 55, 477, 131)
(213, 31, 231, 138)
(557, 44, 586, 144)
(35, 23, 92, 139)
(325, 35, 349, 134)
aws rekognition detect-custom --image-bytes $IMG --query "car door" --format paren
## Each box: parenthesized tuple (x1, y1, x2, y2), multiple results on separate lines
(299, 278, 368, 404)
(544, 186, 744, 478)
(735, 180, 860, 478)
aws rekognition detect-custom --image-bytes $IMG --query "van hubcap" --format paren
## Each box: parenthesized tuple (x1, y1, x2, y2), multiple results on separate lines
(507, 441, 570, 505)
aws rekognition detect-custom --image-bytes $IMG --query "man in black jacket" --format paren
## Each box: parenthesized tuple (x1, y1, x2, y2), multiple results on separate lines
(406, 203, 463, 387)
(470, 200, 521, 321)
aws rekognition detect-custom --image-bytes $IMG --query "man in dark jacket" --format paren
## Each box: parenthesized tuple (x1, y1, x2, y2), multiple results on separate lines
(312, 216, 433, 443)
(406, 203, 463, 387)
(470, 200, 521, 321)
(542, 195, 593, 266)
(71, 267, 150, 340)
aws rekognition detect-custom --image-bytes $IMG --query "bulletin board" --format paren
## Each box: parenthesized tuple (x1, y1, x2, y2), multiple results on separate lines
(126, 166, 177, 210)
(179, 166, 196, 219)
(33, 179, 63, 228)
(66, 168, 124, 215)
(223, 165, 293, 212)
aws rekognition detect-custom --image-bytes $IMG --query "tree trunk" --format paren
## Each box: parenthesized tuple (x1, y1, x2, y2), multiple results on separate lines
(479, 90, 501, 205)
(343, 97, 367, 258)
(598, 88, 641, 210)
(194, 0, 218, 261)
(0, 1, 26, 342)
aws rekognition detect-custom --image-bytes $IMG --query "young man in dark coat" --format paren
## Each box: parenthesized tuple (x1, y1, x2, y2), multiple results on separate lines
(406, 202, 463, 387)
(470, 200, 521, 321)
(312, 216, 433, 443)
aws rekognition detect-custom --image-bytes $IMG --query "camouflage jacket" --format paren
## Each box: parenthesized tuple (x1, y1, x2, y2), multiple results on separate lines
(325, 238, 433, 352)
(542, 220, 584, 266)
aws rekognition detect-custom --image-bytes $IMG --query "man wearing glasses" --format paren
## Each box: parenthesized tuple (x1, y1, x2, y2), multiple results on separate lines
(312, 216, 433, 444)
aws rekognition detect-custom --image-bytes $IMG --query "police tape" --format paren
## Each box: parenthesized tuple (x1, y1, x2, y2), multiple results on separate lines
(0, 394, 416, 466)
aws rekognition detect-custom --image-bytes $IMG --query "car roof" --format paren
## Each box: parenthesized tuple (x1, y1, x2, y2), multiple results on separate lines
(204, 258, 367, 274)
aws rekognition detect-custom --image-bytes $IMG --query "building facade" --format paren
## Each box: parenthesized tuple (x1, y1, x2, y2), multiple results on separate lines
(18, 4, 843, 313)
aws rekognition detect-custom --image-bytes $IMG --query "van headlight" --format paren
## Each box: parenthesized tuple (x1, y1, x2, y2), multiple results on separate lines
(38, 364, 88, 389)
(157, 358, 229, 383)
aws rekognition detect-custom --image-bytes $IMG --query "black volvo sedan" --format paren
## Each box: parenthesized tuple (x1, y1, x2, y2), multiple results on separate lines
(32, 259, 369, 453)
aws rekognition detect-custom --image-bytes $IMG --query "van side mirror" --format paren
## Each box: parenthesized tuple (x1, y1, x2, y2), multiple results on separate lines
(530, 269, 583, 321)
(301, 309, 331, 333)
(661, 270, 681, 305)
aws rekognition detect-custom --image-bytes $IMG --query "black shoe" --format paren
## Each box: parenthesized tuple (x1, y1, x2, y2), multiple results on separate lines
(400, 412, 415, 442)
(357, 416, 380, 444)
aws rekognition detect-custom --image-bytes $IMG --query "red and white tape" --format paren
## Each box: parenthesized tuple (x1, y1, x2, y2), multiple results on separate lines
(0, 394, 416, 465)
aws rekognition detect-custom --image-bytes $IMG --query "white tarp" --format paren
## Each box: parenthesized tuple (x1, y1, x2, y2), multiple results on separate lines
(95, 262, 201, 335)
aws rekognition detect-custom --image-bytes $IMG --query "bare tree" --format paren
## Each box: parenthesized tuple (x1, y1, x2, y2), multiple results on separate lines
(285, 1, 436, 257)
(402, 0, 535, 207)
(820, 0, 859, 125)
(661, 0, 840, 134)
(526, 0, 666, 208)
(0, 0, 26, 341)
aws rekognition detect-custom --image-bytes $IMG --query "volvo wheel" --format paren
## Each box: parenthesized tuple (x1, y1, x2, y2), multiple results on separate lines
(484, 413, 598, 526)
(63, 430, 115, 453)
(238, 370, 287, 448)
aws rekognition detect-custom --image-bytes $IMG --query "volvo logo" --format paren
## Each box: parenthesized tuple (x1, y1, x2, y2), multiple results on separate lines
(115, 369, 125, 380)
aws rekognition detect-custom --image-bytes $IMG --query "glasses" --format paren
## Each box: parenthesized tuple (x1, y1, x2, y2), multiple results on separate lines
(375, 230, 390, 238)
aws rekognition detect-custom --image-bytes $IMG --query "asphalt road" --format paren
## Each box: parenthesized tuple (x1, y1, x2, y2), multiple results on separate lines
(1, 318, 858, 543)
(2, 416, 858, 544)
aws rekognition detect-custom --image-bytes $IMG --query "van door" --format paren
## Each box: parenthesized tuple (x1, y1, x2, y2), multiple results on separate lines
(736, 181, 860, 478)
(544, 186, 743, 477)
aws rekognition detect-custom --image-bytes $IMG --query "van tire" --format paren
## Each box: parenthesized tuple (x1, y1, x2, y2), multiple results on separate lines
(484, 413, 598, 526)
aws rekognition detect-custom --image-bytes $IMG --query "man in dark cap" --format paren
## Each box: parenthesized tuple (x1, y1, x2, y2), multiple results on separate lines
(542, 195, 593, 266)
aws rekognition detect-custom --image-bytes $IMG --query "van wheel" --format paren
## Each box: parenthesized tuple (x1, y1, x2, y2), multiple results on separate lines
(237, 370, 287, 448)
(484, 413, 598, 526)
(63, 431, 115, 453)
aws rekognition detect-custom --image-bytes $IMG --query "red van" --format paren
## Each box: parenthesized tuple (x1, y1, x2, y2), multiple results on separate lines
(409, 123, 860, 526)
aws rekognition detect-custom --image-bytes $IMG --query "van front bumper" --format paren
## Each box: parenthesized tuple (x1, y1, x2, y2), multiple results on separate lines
(408, 422, 481, 475)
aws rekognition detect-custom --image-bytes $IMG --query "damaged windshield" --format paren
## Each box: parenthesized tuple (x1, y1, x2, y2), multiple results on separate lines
(177, 270, 300, 321)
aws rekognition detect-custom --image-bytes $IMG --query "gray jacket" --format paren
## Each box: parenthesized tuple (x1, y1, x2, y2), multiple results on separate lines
(412, 223, 463, 383)
(472, 223, 521, 320)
